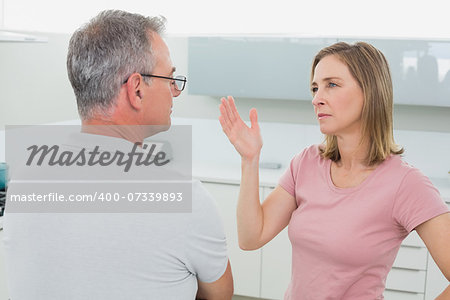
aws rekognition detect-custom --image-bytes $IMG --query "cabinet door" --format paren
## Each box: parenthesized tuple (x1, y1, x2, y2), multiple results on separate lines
(0, 227, 10, 300)
(392, 245, 428, 270)
(402, 230, 425, 248)
(386, 268, 426, 293)
(384, 290, 424, 300)
(425, 252, 450, 300)
(260, 187, 292, 300)
(202, 182, 261, 298)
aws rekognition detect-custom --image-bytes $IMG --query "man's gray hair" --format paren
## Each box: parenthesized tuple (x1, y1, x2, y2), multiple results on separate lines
(67, 10, 166, 120)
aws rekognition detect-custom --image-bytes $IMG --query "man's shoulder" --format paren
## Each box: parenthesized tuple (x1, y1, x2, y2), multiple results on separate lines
(191, 179, 216, 209)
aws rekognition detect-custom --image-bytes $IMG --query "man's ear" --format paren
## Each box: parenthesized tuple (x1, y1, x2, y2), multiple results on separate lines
(125, 73, 144, 110)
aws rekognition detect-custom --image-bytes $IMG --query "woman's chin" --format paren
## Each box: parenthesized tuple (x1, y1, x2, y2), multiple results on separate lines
(318, 125, 333, 135)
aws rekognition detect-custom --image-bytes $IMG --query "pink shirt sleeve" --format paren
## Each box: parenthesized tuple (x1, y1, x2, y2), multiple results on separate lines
(278, 146, 322, 201)
(392, 168, 449, 232)
(278, 154, 298, 197)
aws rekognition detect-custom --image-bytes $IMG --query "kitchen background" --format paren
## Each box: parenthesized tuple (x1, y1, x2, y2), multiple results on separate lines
(0, 1, 449, 299)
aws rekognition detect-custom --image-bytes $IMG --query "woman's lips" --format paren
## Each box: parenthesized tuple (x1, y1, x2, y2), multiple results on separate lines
(317, 113, 331, 120)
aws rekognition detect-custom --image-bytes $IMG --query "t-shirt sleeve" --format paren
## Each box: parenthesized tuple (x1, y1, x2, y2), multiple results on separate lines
(184, 180, 229, 283)
(278, 154, 297, 197)
(278, 147, 312, 197)
(392, 168, 449, 232)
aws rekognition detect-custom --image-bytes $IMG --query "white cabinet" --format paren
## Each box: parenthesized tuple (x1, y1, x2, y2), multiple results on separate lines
(385, 231, 427, 299)
(202, 182, 262, 298)
(260, 187, 291, 300)
(260, 227, 291, 299)
(426, 251, 450, 300)
(188, 36, 450, 107)
(0, 226, 10, 300)
(392, 243, 428, 270)
(424, 200, 450, 300)
(384, 290, 425, 300)
(386, 268, 426, 294)
(203, 183, 292, 299)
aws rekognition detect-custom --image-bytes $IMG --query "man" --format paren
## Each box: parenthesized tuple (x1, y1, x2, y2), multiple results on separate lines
(3, 10, 233, 299)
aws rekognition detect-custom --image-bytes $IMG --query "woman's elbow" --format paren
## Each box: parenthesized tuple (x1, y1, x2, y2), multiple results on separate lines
(238, 239, 262, 251)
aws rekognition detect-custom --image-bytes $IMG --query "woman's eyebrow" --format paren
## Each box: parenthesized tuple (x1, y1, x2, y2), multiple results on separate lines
(311, 76, 343, 85)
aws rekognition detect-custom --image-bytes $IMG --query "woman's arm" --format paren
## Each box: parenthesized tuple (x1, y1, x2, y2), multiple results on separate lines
(219, 96, 297, 250)
(415, 212, 450, 299)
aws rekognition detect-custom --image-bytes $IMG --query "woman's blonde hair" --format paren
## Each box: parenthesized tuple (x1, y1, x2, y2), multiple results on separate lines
(311, 42, 403, 166)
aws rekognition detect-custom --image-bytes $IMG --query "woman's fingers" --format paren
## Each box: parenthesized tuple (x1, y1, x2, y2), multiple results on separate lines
(220, 97, 232, 123)
(225, 96, 239, 122)
(249, 108, 259, 131)
(221, 96, 241, 123)
(218, 115, 230, 135)
(219, 96, 259, 145)
(219, 99, 232, 131)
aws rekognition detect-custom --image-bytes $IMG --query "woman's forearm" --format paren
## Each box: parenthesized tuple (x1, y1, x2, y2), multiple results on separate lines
(236, 155, 264, 250)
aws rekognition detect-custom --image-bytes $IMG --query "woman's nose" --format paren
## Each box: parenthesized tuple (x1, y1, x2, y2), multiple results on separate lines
(312, 93, 325, 107)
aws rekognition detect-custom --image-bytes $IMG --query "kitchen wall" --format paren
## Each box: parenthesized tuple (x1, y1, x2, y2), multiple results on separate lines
(0, 32, 78, 128)
(1, 32, 449, 132)
(166, 37, 450, 132)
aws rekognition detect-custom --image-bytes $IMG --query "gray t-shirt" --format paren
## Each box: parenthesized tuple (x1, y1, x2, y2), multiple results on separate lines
(3, 132, 228, 299)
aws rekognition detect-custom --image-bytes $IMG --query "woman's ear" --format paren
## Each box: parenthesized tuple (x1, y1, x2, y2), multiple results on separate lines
(125, 73, 144, 110)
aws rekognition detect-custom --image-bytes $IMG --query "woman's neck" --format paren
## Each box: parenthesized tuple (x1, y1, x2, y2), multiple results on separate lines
(335, 134, 371, 171)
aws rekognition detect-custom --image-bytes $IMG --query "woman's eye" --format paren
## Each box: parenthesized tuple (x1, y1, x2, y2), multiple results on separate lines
(328, 82, 337, 87)
(311, 87, 318, 93)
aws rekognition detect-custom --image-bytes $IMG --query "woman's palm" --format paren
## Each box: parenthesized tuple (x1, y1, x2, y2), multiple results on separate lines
(219, 96, 263, 160)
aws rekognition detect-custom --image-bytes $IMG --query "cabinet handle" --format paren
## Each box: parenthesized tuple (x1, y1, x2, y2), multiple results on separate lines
(400, 244, 424, 249)
(391, 266, 423, 272)
(385, 288, 421, 295)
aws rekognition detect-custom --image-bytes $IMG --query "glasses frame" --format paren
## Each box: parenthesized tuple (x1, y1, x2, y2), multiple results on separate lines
(123, 74, 187, 92)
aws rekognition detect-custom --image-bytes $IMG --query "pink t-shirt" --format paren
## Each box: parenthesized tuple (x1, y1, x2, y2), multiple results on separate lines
(278, 145, 448, 300)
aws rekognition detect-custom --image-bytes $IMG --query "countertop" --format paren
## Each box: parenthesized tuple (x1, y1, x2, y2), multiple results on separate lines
(193, 161, 450, 202)
(193, 161, 283, 187)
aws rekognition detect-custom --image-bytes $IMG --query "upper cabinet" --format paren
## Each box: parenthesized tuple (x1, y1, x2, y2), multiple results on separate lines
(188, 36, 450, 107)
(0, 31, 48, 42)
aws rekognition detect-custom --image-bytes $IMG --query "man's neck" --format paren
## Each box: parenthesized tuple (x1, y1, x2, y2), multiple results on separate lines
(81, 120, 144, 145)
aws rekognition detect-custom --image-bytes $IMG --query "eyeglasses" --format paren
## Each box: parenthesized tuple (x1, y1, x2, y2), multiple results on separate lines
(123, 74, 187, 92)
(142, 74, 187, 92)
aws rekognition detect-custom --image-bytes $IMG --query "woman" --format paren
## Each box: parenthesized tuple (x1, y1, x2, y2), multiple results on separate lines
(219, 42, 449, 299)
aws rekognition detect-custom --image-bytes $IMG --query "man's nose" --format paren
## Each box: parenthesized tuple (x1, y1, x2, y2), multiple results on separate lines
(171, 85, 181, 97)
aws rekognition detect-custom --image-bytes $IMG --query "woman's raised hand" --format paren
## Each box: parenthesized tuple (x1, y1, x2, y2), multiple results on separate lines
(219, 96, 263, 161)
